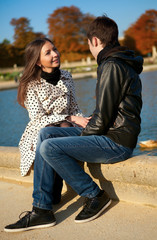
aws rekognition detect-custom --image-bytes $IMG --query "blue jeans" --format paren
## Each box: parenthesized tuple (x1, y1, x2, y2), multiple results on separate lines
(33, 127, 133, 210)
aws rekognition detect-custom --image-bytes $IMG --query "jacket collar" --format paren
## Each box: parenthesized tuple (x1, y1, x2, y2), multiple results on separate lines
(97, 43, 129, 66)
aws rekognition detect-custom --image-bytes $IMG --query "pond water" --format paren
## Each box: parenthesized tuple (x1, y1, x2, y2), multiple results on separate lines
(0, 70, 157, 156)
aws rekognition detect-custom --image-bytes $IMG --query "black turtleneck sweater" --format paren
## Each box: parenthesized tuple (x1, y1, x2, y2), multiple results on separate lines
(40, 68, 61, 86)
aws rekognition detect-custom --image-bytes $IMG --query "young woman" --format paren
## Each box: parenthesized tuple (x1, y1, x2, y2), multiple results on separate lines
(17, 38, 89, 202)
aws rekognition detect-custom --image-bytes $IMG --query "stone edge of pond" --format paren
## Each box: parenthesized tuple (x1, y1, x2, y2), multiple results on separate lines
(0, 146, 157, 207)
(1, 65, 157, 91)
(0, 72, 97, 91)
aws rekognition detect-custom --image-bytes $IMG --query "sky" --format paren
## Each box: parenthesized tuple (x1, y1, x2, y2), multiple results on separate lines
(0, 0, 156, 43)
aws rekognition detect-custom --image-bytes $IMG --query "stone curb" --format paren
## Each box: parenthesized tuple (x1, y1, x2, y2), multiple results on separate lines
(0, 146, 157, 207)
(0, 72, 97, 90)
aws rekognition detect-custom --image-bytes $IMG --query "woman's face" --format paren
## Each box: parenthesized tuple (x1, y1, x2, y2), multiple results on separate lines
(38, 41, 60, 73)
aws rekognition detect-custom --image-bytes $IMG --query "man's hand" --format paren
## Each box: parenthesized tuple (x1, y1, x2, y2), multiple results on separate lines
(66, 116, 92, 128)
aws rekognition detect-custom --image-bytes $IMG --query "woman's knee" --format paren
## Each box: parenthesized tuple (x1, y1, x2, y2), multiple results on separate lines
(39, 127, 54, 141)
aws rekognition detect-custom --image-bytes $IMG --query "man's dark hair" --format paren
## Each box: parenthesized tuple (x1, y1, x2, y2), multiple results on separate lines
(87, 15, 119, 46)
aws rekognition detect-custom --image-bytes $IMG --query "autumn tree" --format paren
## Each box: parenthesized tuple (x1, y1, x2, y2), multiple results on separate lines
(10, 17, 45, 49)
(47, 6, 95, 61)
(0, 41, 18, 67)
(1, 17, 46, 67)
(124, 9, 157, 55)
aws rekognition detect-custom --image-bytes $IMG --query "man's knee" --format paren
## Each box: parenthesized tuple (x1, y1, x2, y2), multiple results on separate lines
(39, 139, 49, 159)
(39, 138, 60, 159)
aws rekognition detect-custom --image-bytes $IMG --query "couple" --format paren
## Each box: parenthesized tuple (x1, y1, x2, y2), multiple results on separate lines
(4, 15, 143, 232)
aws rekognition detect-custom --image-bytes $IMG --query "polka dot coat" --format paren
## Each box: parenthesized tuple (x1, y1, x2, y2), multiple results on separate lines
(19, 70, 83, 176)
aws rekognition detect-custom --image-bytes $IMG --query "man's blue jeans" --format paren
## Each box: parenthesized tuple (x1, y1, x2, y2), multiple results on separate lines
(33, 127, 133, 210)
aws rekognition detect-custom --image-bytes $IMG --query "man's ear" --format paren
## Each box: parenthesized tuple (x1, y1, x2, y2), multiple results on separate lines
(92, 37, 98, 47)
(92, 37, 101, 47)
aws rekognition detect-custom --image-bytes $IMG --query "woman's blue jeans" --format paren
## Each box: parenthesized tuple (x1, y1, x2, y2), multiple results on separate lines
(33, 127, 133, 210)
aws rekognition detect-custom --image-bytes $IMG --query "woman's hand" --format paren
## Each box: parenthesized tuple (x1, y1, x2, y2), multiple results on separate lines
(66, 116, 92, 128)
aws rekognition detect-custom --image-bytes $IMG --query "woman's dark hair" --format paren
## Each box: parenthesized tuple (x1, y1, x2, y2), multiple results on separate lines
(17, 38, 53, 107)
(87, 15, 119, 46)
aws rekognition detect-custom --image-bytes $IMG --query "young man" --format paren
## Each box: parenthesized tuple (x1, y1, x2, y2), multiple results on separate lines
(4, 16, 143, 232)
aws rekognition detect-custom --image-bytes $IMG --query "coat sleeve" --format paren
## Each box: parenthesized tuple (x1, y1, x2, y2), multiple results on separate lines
(24, 84, 68, 127)
(81, 62, 122, 136)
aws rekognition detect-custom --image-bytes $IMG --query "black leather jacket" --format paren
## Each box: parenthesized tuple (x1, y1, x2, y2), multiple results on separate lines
(81, 48, 143, 149)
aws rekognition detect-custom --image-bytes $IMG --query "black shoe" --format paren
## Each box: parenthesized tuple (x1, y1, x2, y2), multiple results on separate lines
(75, 190, 112, 223)
(4, 210, 56, 232)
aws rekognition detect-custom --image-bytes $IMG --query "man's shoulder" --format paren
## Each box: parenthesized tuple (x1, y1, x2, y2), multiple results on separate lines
(98, 57, 121, 73)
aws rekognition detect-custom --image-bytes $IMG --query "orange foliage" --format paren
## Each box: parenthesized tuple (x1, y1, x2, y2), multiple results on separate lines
(0, 17, 46, 67)
(10, 17, 45, 49)
(47, 6, 95, 61)
(124, 10, 157, 55)
(0, 42, 24, 67)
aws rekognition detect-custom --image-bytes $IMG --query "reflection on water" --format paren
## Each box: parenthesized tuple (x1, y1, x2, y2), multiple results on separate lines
(136, 70, 157, 156)
(0, 89, 28, 146)
(0, 70, 157, 156)
(75, 78, 96, 116)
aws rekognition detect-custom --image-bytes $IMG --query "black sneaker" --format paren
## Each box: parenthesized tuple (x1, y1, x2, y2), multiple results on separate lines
(4, 210, 56, 232)
(75, 190, 112, 223)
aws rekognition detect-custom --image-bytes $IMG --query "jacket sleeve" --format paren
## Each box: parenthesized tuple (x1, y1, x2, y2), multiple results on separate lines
(24, 85, 68, 127)
(81, 61, 123, 136)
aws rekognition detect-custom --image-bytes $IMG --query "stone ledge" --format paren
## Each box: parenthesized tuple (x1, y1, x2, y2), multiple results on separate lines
(0, 146, 157, 206)
(0, 146, 20, 168)
(86, 159, 157, 207)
